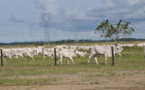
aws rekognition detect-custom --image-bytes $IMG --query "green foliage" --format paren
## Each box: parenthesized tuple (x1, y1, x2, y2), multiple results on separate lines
(96, 19, 135, 44)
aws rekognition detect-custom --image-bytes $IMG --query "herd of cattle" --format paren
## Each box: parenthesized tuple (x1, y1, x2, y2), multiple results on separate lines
(0, 42, 145, 65)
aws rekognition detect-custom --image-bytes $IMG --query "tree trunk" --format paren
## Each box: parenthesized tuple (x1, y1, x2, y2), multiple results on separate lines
(112, 38, 118, 44)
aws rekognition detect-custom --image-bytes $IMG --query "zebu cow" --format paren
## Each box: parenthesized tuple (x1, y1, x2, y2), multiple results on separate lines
(57, 49, 77, 65)
(137, 43, 145, 47)
(3, 48, 14, 60)
(23, 48, 37, 61)
(88, 44, 123, 65)
(75, 50, 87, 57)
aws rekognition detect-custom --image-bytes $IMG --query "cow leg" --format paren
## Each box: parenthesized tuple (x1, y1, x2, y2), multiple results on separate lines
(60, 59, 62, 65)
(57, 59, 59, 64)
(94, 57, 99, 64)
(104, 54, 107, 65)
(69, 57, 74, 64)
(9, 56, 12, 60)
(88, 55, 93, 64)
(31, 56, 35, 61)
(119, 53, 122, 57)
(58, 59, 63, 65)
(60, 57, 63, 65)
(56, 56, 59, 64)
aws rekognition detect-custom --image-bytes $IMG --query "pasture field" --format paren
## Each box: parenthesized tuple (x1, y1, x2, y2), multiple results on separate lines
(0, 42, 145, 90)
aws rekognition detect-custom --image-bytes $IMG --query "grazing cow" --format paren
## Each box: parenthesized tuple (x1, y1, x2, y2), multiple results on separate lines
(88, 44, 123, 65)
(111, 44, 123, 57)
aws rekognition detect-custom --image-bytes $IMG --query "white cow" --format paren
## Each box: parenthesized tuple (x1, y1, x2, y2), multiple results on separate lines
(24, 50, 37, 61)
(78, 46, 90, 51)
(111, 44, 123, 57)
(56, 45, 69, 49)
(57, 49, 77, 65)
(121, 44, 135, 47)
(88, 44, 123, 65)
(3, 49, 13, 60)
(3, 51, 12, 60)
(137, 43, 145, 47)
(75, 50, 87, 57)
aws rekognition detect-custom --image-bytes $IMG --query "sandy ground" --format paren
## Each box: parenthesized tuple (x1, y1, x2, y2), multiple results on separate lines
(0, 71, 145, 90)
(0, 85, 145, 90)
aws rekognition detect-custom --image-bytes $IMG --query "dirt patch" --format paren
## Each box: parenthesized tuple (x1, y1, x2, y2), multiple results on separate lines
(1, 71, 145, 90)
(0, 85, 145, 90)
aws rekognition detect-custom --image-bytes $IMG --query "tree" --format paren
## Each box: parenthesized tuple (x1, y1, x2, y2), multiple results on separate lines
(96, 19, 135, 44)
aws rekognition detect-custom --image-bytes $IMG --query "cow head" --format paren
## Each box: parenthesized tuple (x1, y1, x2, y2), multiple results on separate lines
(114, 44, 123, 56)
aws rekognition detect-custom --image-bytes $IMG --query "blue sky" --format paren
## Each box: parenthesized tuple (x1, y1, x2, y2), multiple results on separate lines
(0, 0, 145, 43)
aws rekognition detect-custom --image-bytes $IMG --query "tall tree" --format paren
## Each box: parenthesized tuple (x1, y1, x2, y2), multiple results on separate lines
(96, 19, 135, 44)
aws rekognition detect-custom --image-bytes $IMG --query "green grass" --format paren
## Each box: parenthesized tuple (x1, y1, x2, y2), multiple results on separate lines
(0, 46, 145, 86)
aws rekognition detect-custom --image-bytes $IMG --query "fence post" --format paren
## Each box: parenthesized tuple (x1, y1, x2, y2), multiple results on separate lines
(54, 48, 57, 66)
(1, 49, 3, 66)
(111, 46, 114, 66)
(42, 47, 44, 61)
(144, 46, 145, 62)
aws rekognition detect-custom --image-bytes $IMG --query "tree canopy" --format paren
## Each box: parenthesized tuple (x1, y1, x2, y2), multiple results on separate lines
(96, 19, 135, 44)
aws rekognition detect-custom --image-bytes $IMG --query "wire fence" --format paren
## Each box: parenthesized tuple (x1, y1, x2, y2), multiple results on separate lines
(0, 44, 145, 67)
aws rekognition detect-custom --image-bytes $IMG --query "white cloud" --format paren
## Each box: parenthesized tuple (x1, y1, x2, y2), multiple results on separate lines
(89, 0, 145, 21)
(0, 0, 145, 43)
(33, 0, 59, 14)
(33, 0, 100, 22)
(125, 6, 145, 19)
(5, 0, 142, 42)
(127, 0, 145, 6)
(102, 0, 114, 8)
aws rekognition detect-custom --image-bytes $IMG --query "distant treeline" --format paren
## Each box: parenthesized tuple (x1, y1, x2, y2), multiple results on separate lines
(0, 38, 145, 46)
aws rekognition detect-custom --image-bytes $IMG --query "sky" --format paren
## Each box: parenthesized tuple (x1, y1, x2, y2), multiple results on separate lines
(0, 0, 145, 43)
